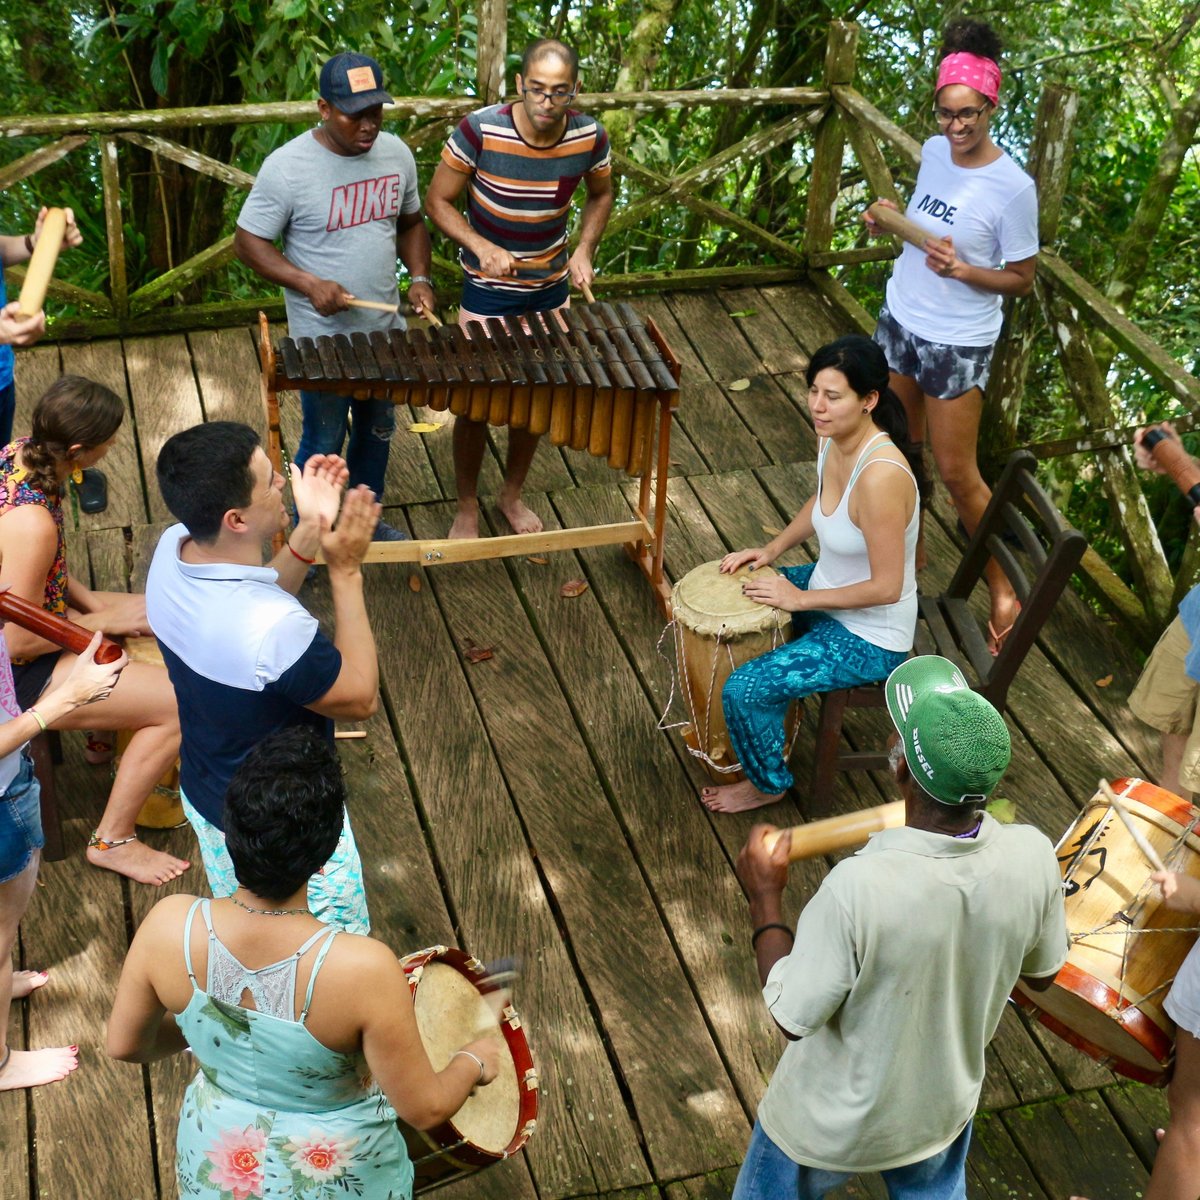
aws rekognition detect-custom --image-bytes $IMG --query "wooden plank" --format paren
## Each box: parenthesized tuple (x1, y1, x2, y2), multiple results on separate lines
(665, 1167, 742, 1199)
(1103, 1082, 1171, 1170)
(57, 339, 146, 530)
(1001, 1091, 1148, 1198)
(408, 501, 746, 1179)
(1025, 1019, 1118, 1092)
(364, 554, 648, 1196)
(553, 483, 818, 1108)
(985, 1005, 1063, 1106)
(10, 343, 62, 435)
(637, 297, 711, 380)
(722, 375, 817, 465)
(757, 283, 849, 354)
(665, 292, 764, 385)
(22, 750, 158, 1199)
(124, 335, 205, 522)
(188, 326, 268, 432)
(0, 944, 28, 1200)
(716, 289, 811, 376)
(672, 379, 768, 473)
(967, 1110, 1051, 1199)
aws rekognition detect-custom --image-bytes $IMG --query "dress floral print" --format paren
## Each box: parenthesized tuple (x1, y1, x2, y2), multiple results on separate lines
(175, 900, 414, 1199)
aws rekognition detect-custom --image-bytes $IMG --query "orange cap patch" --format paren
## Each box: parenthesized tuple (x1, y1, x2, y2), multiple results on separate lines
(345, 66, 377, 93)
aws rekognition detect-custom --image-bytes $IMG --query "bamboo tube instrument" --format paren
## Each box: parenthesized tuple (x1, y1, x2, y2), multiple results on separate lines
(866, 202, 947, 252)
(16, 208, 67, 318)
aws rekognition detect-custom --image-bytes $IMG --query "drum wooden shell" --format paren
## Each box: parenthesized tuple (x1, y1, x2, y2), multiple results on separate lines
(1012, 778, 1200, 1085)
(670, 561, 795, 784)
(399, 946, 539, 1192)
(117, 636, 184, 828)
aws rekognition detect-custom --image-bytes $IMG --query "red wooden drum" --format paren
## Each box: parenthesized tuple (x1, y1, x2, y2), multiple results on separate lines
(1013, 778, 1200, 1085)
(398, 946, 539, 1191)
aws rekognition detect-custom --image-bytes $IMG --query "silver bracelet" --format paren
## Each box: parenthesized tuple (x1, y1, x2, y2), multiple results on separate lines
(409, 274, 432, 285)
(452, 1049, 485, 1082)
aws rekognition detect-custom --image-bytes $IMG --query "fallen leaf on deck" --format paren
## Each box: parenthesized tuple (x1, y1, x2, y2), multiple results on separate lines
(560, 578, 589, 598)
(464, 640, 494, 664)
(408, 422, 440, 434)
(728, 378, 751, 391)
(1095, 674, 1113, 688)
(408, 573, 422, 593)
(762, 525, 782, 537)
(728, 309, 757, 318)
(526, 555, 549, 566)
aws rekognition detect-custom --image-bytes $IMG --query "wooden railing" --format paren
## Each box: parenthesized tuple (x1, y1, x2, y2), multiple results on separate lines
(2, 20, 1194, 641)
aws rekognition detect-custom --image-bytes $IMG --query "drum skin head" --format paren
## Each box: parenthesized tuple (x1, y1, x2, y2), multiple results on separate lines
(671, 561, 790, 639)
(412, 961, 519, 1153)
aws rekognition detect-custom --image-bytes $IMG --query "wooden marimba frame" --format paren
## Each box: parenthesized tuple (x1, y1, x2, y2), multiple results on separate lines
(257, 303, 682, 614)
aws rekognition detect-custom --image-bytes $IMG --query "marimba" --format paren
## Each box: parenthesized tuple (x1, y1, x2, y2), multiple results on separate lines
(257, 304, 682, 612)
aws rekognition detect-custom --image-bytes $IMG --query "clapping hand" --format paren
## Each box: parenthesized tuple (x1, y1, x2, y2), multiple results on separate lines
(291, 454, 349, 534)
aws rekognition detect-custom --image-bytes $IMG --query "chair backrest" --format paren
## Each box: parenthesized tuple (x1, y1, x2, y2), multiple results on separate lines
(926, 450, 1088, 712)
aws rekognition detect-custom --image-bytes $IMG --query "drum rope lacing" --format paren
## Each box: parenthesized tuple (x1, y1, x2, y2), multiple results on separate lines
(656, 616, 799, 775)
(1064, 802, 1200, 1013)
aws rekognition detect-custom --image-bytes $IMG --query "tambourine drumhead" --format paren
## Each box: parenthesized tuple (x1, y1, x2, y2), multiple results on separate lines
(411, 961, 519, 1153)
(671, 561, 789, 639)
(1012, 778, 1200, 1085)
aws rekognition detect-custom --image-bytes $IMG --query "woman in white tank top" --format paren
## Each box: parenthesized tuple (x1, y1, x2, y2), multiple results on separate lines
(702, 336, 927, 814)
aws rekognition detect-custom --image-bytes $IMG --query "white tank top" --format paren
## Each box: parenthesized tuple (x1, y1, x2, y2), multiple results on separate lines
(808, 432, 919, 652)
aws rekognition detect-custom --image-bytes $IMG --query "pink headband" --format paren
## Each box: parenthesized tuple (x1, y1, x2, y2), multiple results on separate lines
(936, 52, 1001, 106)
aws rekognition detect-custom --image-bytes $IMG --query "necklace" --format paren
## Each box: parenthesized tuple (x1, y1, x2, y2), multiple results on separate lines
(229, 893, 310, 917)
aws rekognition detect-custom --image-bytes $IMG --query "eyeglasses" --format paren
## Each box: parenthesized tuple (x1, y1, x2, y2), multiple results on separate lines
(521, 86, 578, 106)
(933, 104, 989, 127)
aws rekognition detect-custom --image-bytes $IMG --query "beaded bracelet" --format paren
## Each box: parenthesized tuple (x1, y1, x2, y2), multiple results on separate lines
(750, 922, 795, 951)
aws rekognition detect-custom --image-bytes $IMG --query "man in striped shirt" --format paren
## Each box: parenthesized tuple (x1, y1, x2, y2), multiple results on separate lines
(426, 39, 613, 539)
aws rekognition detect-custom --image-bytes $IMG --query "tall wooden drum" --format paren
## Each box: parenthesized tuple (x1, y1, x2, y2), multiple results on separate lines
(116, 636, 185, 829)
(1013, 778, 1200, 1085)
(666, 561, 795, 783)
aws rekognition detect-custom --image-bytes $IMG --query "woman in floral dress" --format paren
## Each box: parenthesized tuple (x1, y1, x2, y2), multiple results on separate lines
(108, 729, 502, 1198)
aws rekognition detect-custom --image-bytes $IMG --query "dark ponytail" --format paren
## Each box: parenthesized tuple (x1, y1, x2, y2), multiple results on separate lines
(806, 335, 931, 506)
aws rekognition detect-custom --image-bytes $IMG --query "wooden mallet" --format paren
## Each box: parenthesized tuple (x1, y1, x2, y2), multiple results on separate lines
(1099, 778, 1167, 872)
(16, 207, 67, 318)
(345, 295, 443, 327)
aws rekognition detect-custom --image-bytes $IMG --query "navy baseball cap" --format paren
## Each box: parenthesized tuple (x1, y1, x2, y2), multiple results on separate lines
(319, 53, 393, 114)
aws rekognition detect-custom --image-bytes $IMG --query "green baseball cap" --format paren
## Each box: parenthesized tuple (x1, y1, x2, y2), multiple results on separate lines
(884, 656, 1011, 805)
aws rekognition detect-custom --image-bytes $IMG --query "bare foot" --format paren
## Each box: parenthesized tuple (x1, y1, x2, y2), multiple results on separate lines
(700, 780, 786, 813)
(498, 495, 543, 535)
(448, 503, 480, 540)
(986, 592, 1021, 657)
(12, 969, 49, 999)
(86, 837, 189, 886)
(0, 1045, 79, 1090)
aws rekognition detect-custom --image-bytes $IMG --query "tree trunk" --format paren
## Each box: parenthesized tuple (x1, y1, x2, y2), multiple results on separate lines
(476, 0, 507, 106)
(604, 0, 687, 149)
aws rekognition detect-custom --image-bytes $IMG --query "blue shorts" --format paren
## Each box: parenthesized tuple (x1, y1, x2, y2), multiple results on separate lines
(874, 305, 994, 400)
(0, 755, 43, 884)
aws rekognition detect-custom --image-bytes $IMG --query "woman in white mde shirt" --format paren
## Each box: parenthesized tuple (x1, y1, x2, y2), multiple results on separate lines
(866, 18, 1038, 656)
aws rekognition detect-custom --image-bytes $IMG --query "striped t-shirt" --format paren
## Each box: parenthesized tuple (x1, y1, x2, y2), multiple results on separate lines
(441, 104, 611, 315)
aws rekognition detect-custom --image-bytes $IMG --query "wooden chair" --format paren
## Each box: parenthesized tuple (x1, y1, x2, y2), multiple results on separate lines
(811, 450, 1088, 807)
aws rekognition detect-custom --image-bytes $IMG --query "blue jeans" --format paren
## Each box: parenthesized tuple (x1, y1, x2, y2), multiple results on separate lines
(296, 389, 396, 500)
(722, 563, 908, 794)
(733, 1119, 971, 1200)
(0, 755, 42, 883)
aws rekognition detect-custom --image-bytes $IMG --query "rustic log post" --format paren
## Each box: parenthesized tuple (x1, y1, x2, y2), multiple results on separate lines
(99, 135, 128, 320)
(803, 22, 858, 259)
(983, 85, 1078, 463)
(475, 0, 507, 106)
(1039, 283, 1175, 626)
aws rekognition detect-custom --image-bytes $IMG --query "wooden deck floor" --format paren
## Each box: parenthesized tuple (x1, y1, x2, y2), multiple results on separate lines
(1, 283, 1172, 1199)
